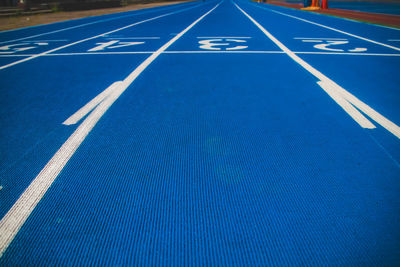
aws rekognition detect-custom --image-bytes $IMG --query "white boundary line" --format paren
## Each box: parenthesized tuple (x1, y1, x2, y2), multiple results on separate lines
(0, 2, 197, 45)
(235, 3, 400, 139)
(294, 37, 347, 40)
(265, 8, 400, 52)
(0, 3, 201, 70)
(1, 51, 400, 56)
(197, 36, 252, 38)
(0, 2, 220, 258)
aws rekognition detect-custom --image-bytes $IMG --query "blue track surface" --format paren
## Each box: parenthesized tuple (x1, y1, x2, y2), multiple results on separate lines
(0, 0, 400, 265)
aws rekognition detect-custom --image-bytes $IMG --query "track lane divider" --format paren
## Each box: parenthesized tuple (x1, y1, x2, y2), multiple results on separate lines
(235, 2, 400, 139)
(248, 2, 400, 52)
(0, 1, 199, 45)
(0, 2, 220, 258)
(0, 2, 204, 70)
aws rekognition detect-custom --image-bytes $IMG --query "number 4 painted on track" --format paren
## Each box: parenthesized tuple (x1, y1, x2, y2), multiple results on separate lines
(88, 40, 145, 52)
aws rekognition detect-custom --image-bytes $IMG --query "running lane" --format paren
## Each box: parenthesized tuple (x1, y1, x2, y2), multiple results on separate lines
(1, 0, 399, 265)
(0, 1, 219, 262)
(239, 0, 400, 161)
(0, 1, 202, 67)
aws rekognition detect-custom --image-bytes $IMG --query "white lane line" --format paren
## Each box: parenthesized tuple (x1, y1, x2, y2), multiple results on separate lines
(20, 40, 69, 42)
(317, 81, 375, 128)
(197, 36, 252, 38)
(0, 2, 197, 45)
(63, 81, 123, 125)
(271, 9, 400, 51)
(1, 51, 400, 56)
(266, 9, 400, 52)
(235, 3, 400, 139)
(0, 2, 220, 258)
(294, 52, 400, 56)
(294, 37, 347, 40)
(106, 37, 161, 39)
(0, 3, 200, 70)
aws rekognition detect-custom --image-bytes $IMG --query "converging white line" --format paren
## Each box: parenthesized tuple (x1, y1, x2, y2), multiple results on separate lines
(294, 37, 347, 40)
(235, 3, 400, 139)
(0, 2, 220, 258)
(197, 36, 252, 38)
(2, 51, 400, 57)
(1, 51, 400, 57)
(106, 37, 161, 39)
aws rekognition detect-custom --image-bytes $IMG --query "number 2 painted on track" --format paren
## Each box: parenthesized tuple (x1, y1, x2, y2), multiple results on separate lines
(297, 38, 367, 52)
(314, 40, 367, 52)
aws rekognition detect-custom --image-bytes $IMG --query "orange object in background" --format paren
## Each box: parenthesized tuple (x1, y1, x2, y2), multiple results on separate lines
(311, 0, 319, 7)
(322, 0, 328, 9)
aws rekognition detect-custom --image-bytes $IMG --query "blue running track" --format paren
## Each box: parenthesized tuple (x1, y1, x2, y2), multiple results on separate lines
(0, 0, 400, 265)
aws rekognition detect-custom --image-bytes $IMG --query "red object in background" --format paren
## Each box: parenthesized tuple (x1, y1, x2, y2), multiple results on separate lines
(322, 0, 328, 9)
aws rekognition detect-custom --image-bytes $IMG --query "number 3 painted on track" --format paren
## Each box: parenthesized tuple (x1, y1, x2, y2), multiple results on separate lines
(199, 39, 248, 51)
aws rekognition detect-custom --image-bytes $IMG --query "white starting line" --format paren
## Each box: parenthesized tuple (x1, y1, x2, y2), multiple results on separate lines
(0, 51, 399, 56)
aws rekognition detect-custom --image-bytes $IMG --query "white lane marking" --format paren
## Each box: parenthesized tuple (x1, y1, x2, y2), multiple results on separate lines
(302, 40, 322, 42)
(106, 37, 161, 39)
(49, 52, 154, 55)
(199, 39, 229, 50)
(197, 36, 252, 38)
(21, 40, 68, 42)
(330, 81, 400, 138)
(0, 2, 197, 45)
(87, 40, 119, 52)
(294, 37, 347, 40)
(63, 81, 123, 125)
(0, 3, 200, 70)
(198, 38, 248, 50)
(235, 3, 400, 139)
(0, 186, 3, 191)
(317, 81, 375, 128)
(388, 39, 400, 41)
(1, 51, 400, 56)
(0, 2, 220, 258)
(348, 47, 367, 52)
(266, 9, 400, 52)
(87, 41, 145, 52)
(314, 41, 348, 52)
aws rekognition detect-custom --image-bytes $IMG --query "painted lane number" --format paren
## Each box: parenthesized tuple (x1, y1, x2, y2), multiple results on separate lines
(199, 38, 248, 51)
(88, 40, 145, 52)
(297, 38, 367, 52)
(0, 42, 49, 54)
